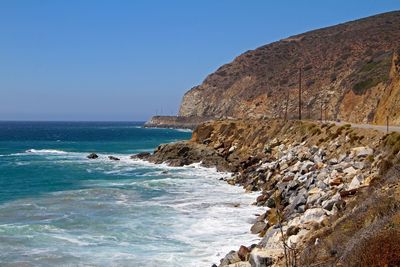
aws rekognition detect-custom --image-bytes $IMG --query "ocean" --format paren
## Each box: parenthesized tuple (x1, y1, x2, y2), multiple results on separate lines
(0, 122, 262, 267)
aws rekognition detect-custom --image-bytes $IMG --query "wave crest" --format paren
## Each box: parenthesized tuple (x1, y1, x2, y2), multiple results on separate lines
(25, 149, 68, 155)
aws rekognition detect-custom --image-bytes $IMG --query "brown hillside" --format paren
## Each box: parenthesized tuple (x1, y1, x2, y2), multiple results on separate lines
(179, 11, 400, 124)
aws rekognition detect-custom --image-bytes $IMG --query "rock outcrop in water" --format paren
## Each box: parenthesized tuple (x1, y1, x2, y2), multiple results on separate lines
(87, 153, 99, 159)
(130, 152, 151, 160)
(108, 156, 120, 161)
(149, 141, 230, 171)
(176, 11, 400, 125)
(148, 119, 400, 266)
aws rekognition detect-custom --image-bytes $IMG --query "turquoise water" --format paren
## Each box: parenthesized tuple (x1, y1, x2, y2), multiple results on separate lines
(0, 122, 262, 267)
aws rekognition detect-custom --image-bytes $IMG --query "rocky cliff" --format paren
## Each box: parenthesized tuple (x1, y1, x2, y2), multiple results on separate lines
(179, 11, 400, 124)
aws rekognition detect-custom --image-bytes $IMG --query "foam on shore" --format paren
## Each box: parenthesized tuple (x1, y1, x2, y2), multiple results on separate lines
(0, 149, 262, 267)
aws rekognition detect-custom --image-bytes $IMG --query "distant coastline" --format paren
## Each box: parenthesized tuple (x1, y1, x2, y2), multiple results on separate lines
(144, 115, 214, 129)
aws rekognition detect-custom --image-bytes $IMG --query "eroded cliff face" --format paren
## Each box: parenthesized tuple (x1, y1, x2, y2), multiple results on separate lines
(374, 48, 400, 125)
(178, 11, 400, 124)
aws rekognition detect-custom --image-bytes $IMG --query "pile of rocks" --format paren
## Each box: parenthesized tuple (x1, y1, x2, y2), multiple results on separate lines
(147, 141, 232, 171)
(218, 138, 380, 267)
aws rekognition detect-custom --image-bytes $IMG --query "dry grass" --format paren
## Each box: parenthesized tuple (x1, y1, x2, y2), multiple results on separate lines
(357, 229, 400, 266)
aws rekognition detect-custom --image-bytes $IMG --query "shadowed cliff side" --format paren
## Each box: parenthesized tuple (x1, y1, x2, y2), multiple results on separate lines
(374, 48, 400, 125)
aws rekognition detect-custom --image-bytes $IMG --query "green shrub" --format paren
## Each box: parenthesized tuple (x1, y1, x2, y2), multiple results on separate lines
(351, 54, 391, 95)
(353, 78, 381, 94)
(383, 132, 400, 156)
(366, 154, 374, 163)
(360, 61, 380, 72)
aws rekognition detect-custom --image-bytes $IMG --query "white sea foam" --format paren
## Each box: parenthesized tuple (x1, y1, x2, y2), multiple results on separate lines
(4, 152, 28, 157)
(52, 235, 92, 246)
(85, 160, 262, 266)
(144, 164, 262, 266)
(0, 150, 263, 267)
(15, 161, 30, 166)
(25, 149, 68, 155)
(174, 128, 193, 133)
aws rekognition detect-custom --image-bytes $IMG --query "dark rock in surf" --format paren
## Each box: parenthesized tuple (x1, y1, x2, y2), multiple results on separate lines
(131, 152, 151, 160)
(87, 153, 99, 159)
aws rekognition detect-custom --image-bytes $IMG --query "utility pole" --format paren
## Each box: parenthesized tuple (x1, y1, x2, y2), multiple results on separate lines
(320, 101, 323, 121)
(298, 68, 302, 121)
(387, 115, 389, 133)
(284, 87, 289, 121)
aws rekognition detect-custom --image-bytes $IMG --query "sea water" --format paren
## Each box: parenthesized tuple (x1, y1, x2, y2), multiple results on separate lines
(0, 122, 262, 267)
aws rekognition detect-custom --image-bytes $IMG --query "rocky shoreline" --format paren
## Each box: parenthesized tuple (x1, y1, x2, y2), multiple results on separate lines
(142, 119, 400, 266)
(86, 119, 400, 266)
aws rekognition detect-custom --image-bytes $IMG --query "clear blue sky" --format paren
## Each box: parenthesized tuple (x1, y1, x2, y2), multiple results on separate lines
(1, 1, 399, 121)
